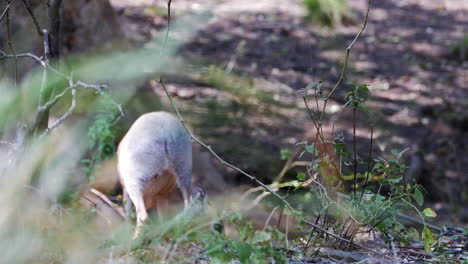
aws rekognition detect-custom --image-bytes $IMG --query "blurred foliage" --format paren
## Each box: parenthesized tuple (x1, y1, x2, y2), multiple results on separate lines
(303, 0, 353, 27)
(82, 104, 119, 179)
(452, 35, 468, 61)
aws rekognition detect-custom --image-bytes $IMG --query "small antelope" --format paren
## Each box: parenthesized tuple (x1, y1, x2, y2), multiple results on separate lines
(118, 111, 192, 238)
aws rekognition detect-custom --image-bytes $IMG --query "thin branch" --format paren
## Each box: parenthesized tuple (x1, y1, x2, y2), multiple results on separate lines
(0, 2, 11, 22)
(0, 48, 125, 118)
(38, 83, 76, 112)
(21, 0, 44, 36)
(0, 49, 44, 62)
(40, 88, 76, 136)
(318, 0, 372, 123)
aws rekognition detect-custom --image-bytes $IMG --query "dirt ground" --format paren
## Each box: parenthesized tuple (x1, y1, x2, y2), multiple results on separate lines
(108, 0, 468, 224)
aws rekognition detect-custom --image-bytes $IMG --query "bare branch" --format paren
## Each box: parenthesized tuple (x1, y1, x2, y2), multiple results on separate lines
(21, 0, 44, 36)
(0, 50, 44, 62)
(0, 47, 124, 119)
(318, 0, 372, 123)
(40, 88, 76, 137)
(0, 2, 11, 23)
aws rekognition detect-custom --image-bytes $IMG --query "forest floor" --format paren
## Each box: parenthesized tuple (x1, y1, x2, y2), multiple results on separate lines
(109, 0, 468, 226)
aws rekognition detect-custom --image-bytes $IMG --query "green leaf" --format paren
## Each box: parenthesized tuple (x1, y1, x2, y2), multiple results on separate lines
(306, 82, 319, 90)
(296, 173, 306, 181)
(251, 231, 271, 244)
(280, 149, 292, 160)
(390, 149, 400, 158)
(406, 227, 420, 242)
(422, 227, 436, 252)
(422, 208, 437, 217)
(234, 242, 252, 264)
(357, 104, 369, 113)
(358, 85, 369, 92)
(413, 187, 424, 207)
(305, 144, 316, 154)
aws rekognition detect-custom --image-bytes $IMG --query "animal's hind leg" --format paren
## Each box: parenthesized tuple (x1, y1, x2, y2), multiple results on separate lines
(175, 165, 192, 210)
(126, 186, 148, 239)
(123, 189, 133, 221)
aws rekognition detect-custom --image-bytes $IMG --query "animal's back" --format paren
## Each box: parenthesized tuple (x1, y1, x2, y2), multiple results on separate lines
(118, 111, 192, 203)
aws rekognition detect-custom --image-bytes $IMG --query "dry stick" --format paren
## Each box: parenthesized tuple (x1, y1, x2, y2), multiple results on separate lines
(359, 126, 373, 202)
(89, 188, 126, 219)
(0, 2, 11, 22)
(302, 215, 321, 253)
(21, 0, 43, 36)
(318, 0, 372, 124)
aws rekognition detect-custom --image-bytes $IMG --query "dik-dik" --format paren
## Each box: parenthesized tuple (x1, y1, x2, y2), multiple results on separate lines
(118, 111, 192, 238)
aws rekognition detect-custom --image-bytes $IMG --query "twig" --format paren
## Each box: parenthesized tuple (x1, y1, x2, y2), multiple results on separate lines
(0, 48, 124, 118)
(21, 0, 44, 36)
(40, 88, 76, 136)
(318, 0, 372, 123)
(90, 188, 126, 219)
(0, 2, 11, 22)
(0, 50, 44, 62)
(262, 206, 279, 232)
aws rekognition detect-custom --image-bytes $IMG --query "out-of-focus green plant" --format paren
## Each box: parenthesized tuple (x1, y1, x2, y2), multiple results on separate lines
(303, 0, 352, 27)
(199, 212, 287, 264)
(82, 100, 119, 178)
(452, 35, 468, 61)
